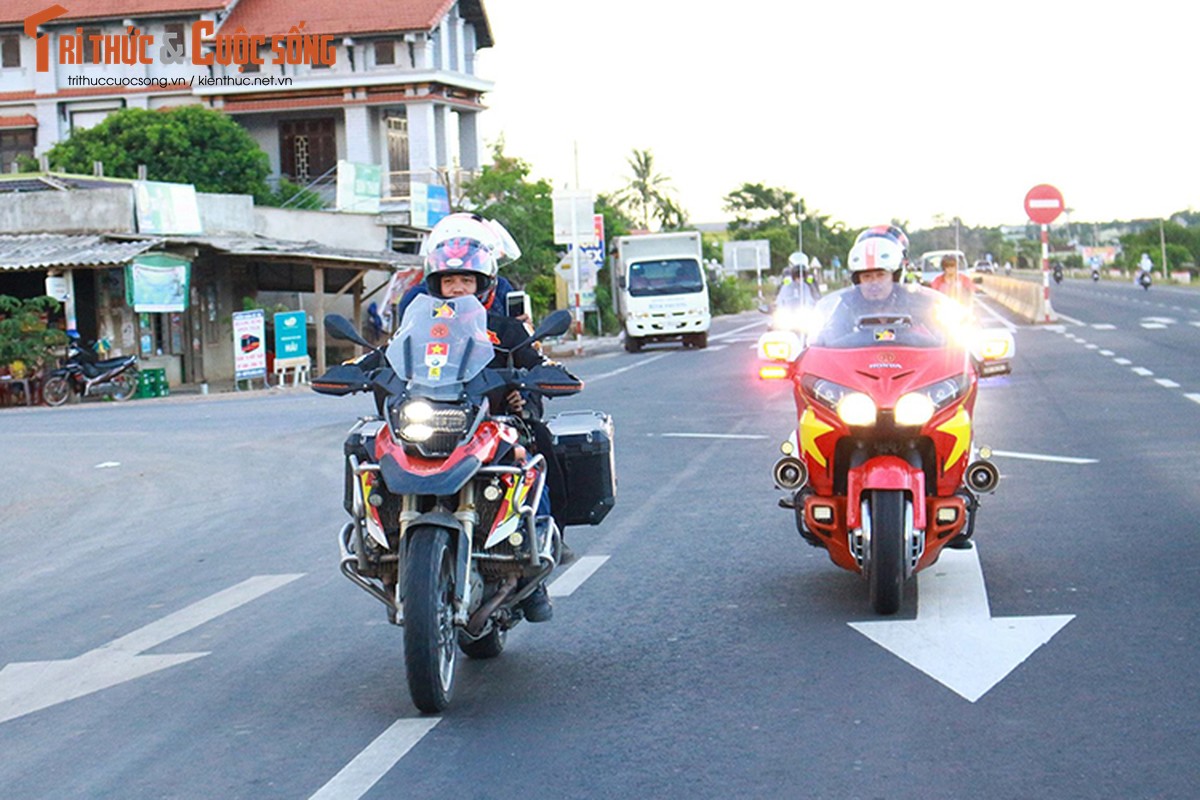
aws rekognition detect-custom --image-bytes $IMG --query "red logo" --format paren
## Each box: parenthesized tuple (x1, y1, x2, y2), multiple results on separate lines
(25, 5, 67, 73)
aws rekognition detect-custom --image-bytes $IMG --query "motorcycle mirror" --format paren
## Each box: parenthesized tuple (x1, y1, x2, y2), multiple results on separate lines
(324, 314, 372, 348)
(509, 309, 573, 355)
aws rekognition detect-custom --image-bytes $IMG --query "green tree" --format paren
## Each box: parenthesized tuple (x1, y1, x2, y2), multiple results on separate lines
(0, 295, 68, 375)
(45, 106, 272, 200)
(460, 141, 558, 313)
(723, 183, 856, 275)
(612, 149, 683, 231)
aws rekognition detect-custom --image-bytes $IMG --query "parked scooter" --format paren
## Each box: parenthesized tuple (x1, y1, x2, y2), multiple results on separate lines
(42, 338, 138, 406)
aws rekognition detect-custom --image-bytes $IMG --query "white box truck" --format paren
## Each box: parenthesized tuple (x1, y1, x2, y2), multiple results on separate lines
(612, 231, 711, 352)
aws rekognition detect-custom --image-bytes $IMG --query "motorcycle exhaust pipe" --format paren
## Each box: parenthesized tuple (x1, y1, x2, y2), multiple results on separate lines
(773, 456, 808, 490)
(965, 460, 1000, 493)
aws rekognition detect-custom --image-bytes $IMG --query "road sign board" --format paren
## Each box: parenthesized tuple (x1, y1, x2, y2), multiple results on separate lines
(1024, 184, 1065, 225)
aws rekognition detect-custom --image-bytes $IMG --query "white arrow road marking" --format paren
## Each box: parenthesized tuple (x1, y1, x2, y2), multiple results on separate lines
(309, 717, 441, 800)
(549, 555, 610, 598)
(989, 449, 1097, 464)
(849, 547, 1074, 702)
(0, 574, 303, 725)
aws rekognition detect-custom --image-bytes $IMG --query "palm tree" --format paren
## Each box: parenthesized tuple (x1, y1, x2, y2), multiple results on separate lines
(614, 149, 677, 231)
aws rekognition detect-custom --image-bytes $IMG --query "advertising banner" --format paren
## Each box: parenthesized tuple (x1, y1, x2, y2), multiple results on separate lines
(125, 254, 191, 312)
(273, 310, 308, 359)
(232, 309, 267, 380)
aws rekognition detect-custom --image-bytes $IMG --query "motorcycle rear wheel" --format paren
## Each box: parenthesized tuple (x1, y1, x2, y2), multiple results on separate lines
(111, 370, 138, 401)
(403, 526, 458, 713)
(42, 376, 71, 407)
(867, 489, 905, 616)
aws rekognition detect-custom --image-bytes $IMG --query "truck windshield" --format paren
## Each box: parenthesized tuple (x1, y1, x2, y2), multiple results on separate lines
(628, 259, 704, 297)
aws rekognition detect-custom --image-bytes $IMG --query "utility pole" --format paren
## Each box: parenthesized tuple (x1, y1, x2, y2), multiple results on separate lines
(1160, 219, 1168, 279)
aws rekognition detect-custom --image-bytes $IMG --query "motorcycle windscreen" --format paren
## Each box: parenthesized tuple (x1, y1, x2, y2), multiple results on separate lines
(386, 294, 495, 400)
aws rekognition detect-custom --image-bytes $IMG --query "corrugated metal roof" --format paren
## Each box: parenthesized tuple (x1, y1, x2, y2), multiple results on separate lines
(0, 234, 156, 270)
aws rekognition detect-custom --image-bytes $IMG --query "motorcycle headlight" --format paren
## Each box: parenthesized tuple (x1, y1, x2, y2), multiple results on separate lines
(894, 375, 970, 426)
(836, 392, 877, 426)
(757, 330, 803, 362)
(894, 392, 936, 426)
(394, 400, 471, 456)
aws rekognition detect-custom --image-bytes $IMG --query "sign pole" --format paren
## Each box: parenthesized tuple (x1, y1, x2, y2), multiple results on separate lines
(1041, 224, 1051, 323)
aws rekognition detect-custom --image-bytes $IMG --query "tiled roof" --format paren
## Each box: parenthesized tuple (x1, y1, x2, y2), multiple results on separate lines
(0, 234, 156, 270)
(0, 114, 37, 128)
(217, 0, 492, 45)
(1, 0, 233, 26)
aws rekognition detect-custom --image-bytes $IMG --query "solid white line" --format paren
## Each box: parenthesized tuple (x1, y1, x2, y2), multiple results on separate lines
(975, 299, 1017, 331)
(549, 555, 610, 597)
(704, 344, 729, 352)
(1186, 394, 1200, 405)
(587, 352, 672, 382)
(989, 449, 1098, 464)
(309, 718, 441, 800)
(658, 433, 770, 440)
(1155, 378, 1181, 388)
(1055, 312, 1086, 326)
(709, 319, 768, 342)
(1114, 358, 1131, 365)
(1132, 367, 1154, 376)
(106, 574, 305, 653)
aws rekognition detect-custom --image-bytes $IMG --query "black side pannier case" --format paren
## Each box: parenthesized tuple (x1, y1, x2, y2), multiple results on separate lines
(546, 410, 616, 526)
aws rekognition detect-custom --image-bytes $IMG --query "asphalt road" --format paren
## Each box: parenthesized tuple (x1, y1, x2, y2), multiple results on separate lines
(1, 292, 1198, 799)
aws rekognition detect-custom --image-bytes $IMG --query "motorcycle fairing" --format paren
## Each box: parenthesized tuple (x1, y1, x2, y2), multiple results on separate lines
(375, 420, 506, 496)
(845, 456, 926, 530)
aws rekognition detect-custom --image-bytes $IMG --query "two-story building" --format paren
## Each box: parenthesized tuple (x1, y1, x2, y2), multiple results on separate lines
(0, 0, 493, 212)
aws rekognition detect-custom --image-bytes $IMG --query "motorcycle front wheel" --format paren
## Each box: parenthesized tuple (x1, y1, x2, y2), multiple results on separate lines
(867, 489, 905, 616)
(111, 370, 138, 401)
(403, 526, 458, 713)
(42, 376, 71, 407)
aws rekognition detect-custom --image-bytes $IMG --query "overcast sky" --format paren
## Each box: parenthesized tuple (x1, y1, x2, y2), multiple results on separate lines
(474, 0, 1199, 230)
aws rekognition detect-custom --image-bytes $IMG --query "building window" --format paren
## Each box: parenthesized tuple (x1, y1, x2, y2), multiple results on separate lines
(374, 40, 394, 66)
(163, 23, 187, 58)
(1, 34, 20, 68)
(280, 118, 336, 183)
(81, 27, 102, 64)
(0, 130, 35, 172)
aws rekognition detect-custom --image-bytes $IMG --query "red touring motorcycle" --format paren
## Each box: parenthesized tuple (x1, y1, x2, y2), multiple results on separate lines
(758, 285, 1013, 615)
(314, 295, 615, 712)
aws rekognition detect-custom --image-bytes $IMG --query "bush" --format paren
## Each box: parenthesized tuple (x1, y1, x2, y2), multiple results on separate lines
(707, 271, 757, 316)
(0, 295, 68, 375)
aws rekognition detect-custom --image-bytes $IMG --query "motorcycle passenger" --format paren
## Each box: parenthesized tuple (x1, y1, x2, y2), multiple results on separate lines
(422, 213, 563, 622)
(930, 253, 975, 307)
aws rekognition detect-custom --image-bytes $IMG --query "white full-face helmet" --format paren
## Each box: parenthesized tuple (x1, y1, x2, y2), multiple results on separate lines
(420, 213, 521, 306)
(847, 236, 905, 284)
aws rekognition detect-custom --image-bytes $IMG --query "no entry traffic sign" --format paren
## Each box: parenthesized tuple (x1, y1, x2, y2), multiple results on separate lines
(1024, 184, 1064, 225)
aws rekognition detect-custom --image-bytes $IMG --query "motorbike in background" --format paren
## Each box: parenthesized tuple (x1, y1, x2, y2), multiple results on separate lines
(42, 339, 138, 406)
(1091, 268, 1100, 282)
(1139, 271, 1152, 290)
(1053, 266, 1064, 285)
